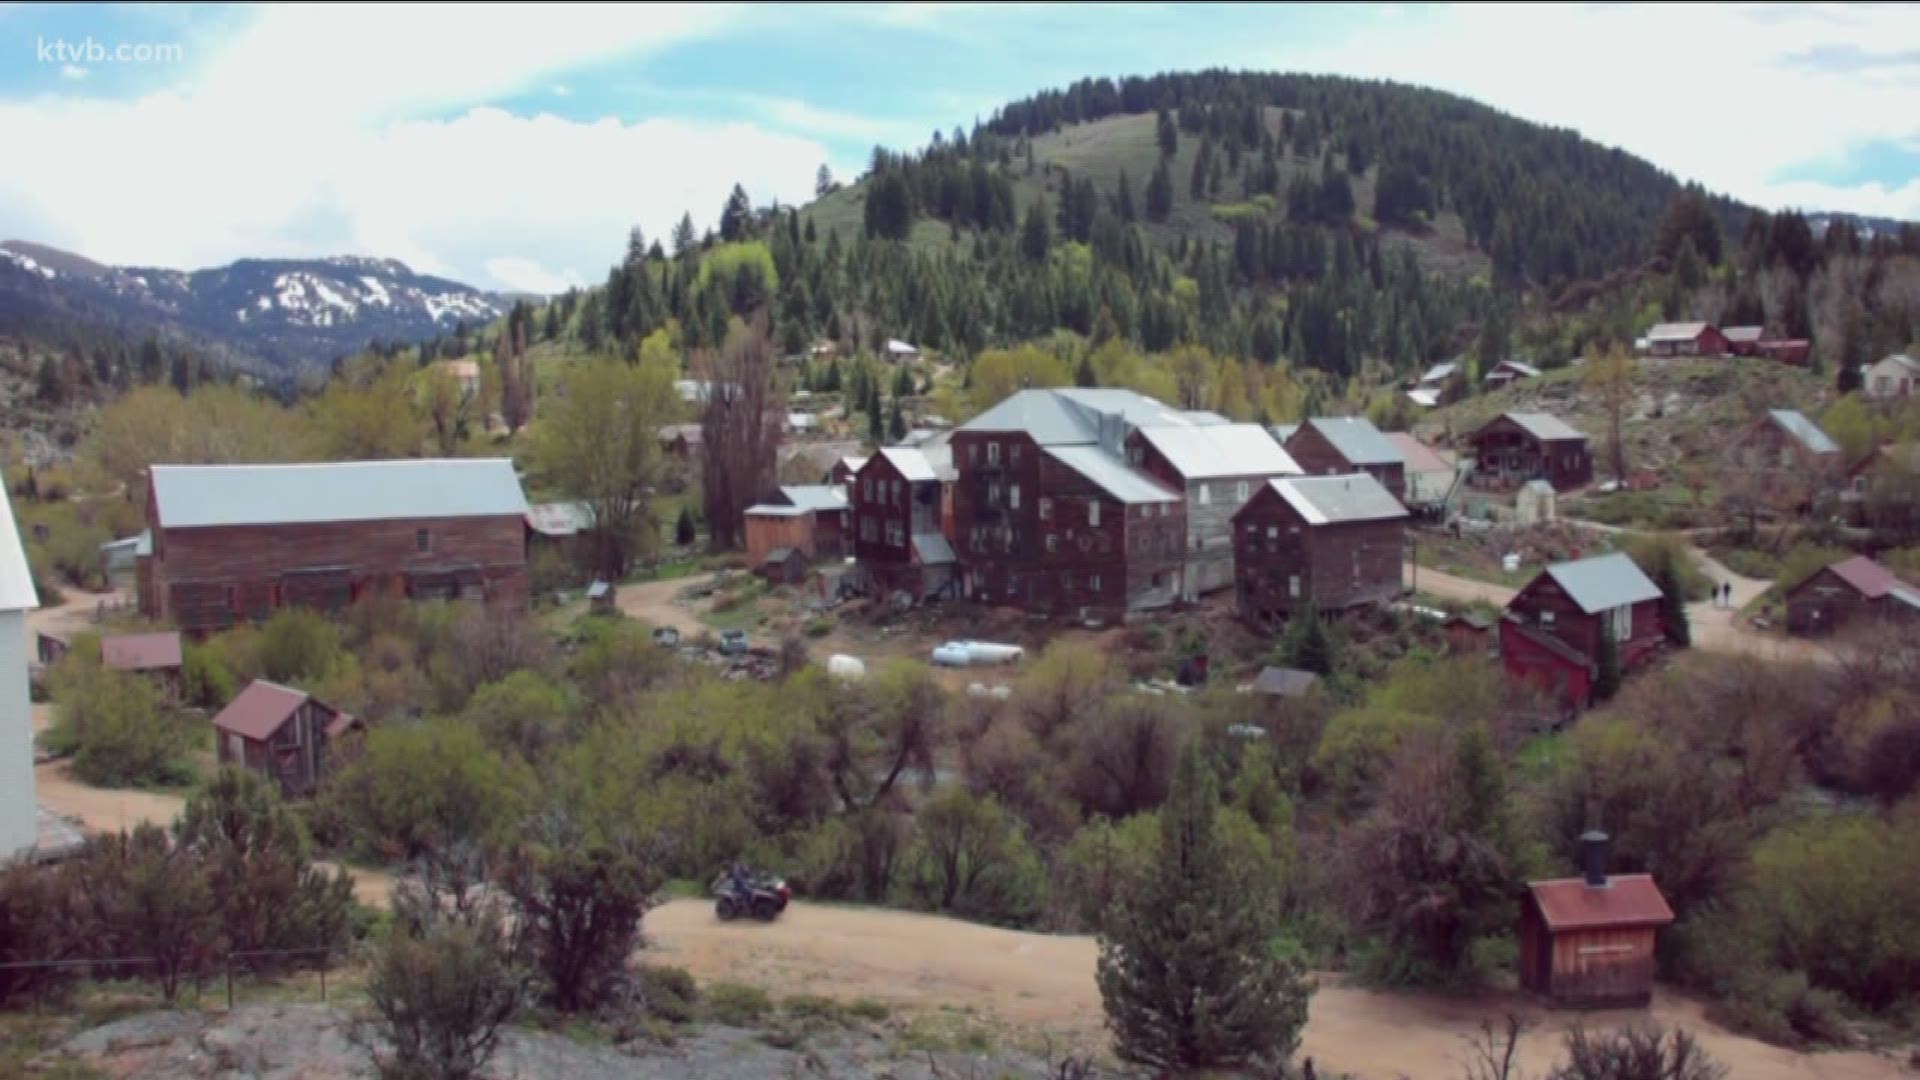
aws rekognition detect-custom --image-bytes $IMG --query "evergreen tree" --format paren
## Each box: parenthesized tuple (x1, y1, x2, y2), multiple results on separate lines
(815, 163, 835, 198)
(1145, 160, 1174, 222)
(1281, 605, 1335, 676)
(1115, 169, 1136, 222)
(867, 383, 886, 444)
(674, 505, 696, 547)
(33, 356, 63, 404)
(1190, 138, 1212, 200)
(803, 217, 817, 244)
(1594, 628, 1622, 702)
(888, 395, 907, 442)
(1838, 356, 1863, 394)
(1156, 107, 1178, 158)
(671, 213, 697, 258)
(624, 226, 647, 268)
(1075, 354, 1098, 388)
(1019, 199, 1052, 264)
(1097, 747, 1312, 1073)
(719, 183, 753, 242)
(864, 172, 915, 241)
(1655, 567, 1691, 649)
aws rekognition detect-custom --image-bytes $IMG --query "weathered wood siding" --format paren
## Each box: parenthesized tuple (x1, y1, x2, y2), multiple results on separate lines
(1232, 486, 1404, 620)
(1126, 431, 1267, 599)
(216, 698, 349, 799)
(1506, 574, 1664, 669)
(744, 512, 814, 566)
(1470, 417, 1593, 492)
(1284, 426, 1407, 502)
(1784, 567, 1879, 635)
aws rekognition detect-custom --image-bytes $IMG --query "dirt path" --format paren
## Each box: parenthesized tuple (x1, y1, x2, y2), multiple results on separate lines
(1407, 561, 1518, 607)
(644, 899, 1907, 1080)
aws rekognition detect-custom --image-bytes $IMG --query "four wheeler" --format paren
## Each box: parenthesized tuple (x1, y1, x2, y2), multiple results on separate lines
(712, 869, 791, 922)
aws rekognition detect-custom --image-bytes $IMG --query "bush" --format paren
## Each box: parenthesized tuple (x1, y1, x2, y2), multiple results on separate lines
(635, 964, 698, 1023)
(802, 617, 833, 638)
(52, 666, 193, 787)
(365, 914, 526, 1080)
(255, 608, 345, 685)
(704, 981, 773, 1027)
(1617, 532, 1710, 601)
(180, 644, 236, 710)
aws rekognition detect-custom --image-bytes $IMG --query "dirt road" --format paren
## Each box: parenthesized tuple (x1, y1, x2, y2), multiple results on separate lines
(614, 572, 722, 642)
(644, 899, 1907, 1080)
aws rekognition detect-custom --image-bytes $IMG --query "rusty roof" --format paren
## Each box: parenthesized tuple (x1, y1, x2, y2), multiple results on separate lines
(101, 632, 183, 672)
(1823, 555, 1909, 600)
(1528, 874, 1675, 931)
(211, 681, 312, 743)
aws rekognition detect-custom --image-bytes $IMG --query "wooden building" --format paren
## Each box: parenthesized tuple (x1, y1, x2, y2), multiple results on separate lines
(1519, 832, 1674, 1008)
(101, 631, 184, 694)
(1127, 423, 1301, 599)
(1500, 553, 1665, 710)
(1468, 413, 1593, 492)
(211, 680, 361, 798)
(760, 547, 809, 585)
(0, 484, 38, 860)
(1386, 432, 1458, 515)
(1281, 417, 1407, 502)
(1723, 409, 1843, 514)
(1784, 555, 1920, 635)
(1483, 360, 1542, 389)
(1232, 473, 1408, 622)
(1756, 339, 1812, 365)
(142, 459, 530, 633)
(743, 485, 851, 572)
(1861, 353, 1920, 400)
(853, 446, 958, 602)
(1641, 321, 1729, 359)
(1721, 325, 1766, 357)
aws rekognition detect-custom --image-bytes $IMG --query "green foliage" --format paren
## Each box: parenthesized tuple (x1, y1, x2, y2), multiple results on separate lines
(1312, 707, 1435, 811)
(1096, 747, 1312, 1072)
(635, 964, 699, 1023)
(1655, 566, 1692, 649)
(704, 981, 774, 1027)
(180, 642, 236, 709)
(1593, 630, 1622, 702)
(65, 824, 220, 1002)
(1278, 606, 1336, 676)
(463, 671, 577, 764)
(1617, 532, 1710, 602)
(905, 788, 1042, 925)
(255, 607, 346, 686)
(500, 825, 661, 1013)
(1773, 542, 1854, 594)
(49, 663, 193, 788)
(366, 911, 525, 1080)
(321, 719, 532, 862)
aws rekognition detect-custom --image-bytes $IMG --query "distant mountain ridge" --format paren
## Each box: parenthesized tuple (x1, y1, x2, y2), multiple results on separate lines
(0, 240, 505, 375)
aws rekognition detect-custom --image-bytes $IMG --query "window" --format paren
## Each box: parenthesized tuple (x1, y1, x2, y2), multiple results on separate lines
(1039, 497, 1053, 520)
(1009, 484, 1021, 510)
(1046, 534, 1057, 553)
(1063, 572, 1075, 591)
(416, 529, 431, 553)
(1539, 610, 1555, 627)
(1199, 484, 1212, 506)
(987, 441, 1001, 465)
(1158, 502, 1169, 517)
(969, 444, 980, 465)
(1236, 480, 1250, 502)
(863, 479, 872, 501)
(1267, 526, 1278, 539)
(1089, 574, 1102, 593)
(1011, 443, 1022, 464)
(1089, 501, 1101, 527)
(1288, 575, 1300, 599)
(1608, 604, 1633, 642)
(988, 482, 1002, 507)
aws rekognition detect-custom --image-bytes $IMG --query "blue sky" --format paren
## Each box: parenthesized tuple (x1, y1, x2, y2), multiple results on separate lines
(1, 3, 1916, 293)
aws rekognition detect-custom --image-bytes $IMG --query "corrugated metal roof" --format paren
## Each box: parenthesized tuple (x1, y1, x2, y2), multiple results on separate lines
(1543, 553, 1662, 614)
(1262, 473, 1408, 526)
(101, 632, 182, 672)
(838, 455, 868, 475)
(1646, 321, 1710, 342)
(1420, 362, 1459, 383)
(1490, 360, 1541, 378)
(1528, 874, 1675, 931)
(1251, 666, 1319, 698)
(961, 388, 1205, 446)
(1406, 388, 1441, 408)
(0, 485, 38, 612)
(152, 459, 528, 530)
(1138, 425, 1300, 480)
(1045, 446, 1182, 504)
(1298, 417, 1403, 467)
(913, 532, 956, 565)
(878, 447, 937, 483)
(1385, 433, 1452, 476)
(1722, 326, 1765, 343)
(1824, 555, 1907, 599)
(745, 504, 808, 518)
(1766, 410, 1839, 455)
(1502, 412, 1586, 443)
(211, 680, 311, 742)
(780, 485, 849, 513)
(1182, 410, 1231, 426)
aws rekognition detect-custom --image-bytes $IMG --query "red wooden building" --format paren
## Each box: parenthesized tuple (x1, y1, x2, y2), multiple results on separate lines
(743, 484, 851, 573)
(212, 680, 362, 798)
(852, 445, 958, 602)
(1519, 831, 1675, 1008)
(1641, 322, 1730, 358)
(1468, 412, 1593, 492)
(1500, 553, 1665, 711)
(1280, 417, 1407, 502)
(1784, 555, 1920, 635)
(142, 459, 530, 633)
(1232, 474, 1408, 622)
(1721, 325, 1766, 356)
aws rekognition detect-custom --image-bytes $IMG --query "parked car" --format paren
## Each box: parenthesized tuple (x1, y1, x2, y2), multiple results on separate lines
(719, 629, 750, 656)
(652, 626, 681, 647)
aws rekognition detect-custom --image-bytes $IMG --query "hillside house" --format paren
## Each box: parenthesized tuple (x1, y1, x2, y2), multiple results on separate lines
(212, 680, 361, 799)
(828, 456, 868, 488)
(1, 485, 37, 859)
(1385, 432, 1458, 514)
(1282, 417, 1407, 501)
(1126, 423, 1302, 599)
(1409, 362, 1462, 407)
(1246, 666, 1320, 699)
(1483, 360, 1542, 389)
(1519, 832, 1674, 1008)
(657, 424, 703, 457)
(1724, 410, 1842, 511)
(853, 446, 958, 602)
(1468, 412, 1593, 492)
(1784, 556, 1920, 635)
(142, 459, 530, 632)
(744, 484, 851, 571)
(1232, 473, 1408, 622)
(1500, 553, 1665, 710)
(1843, 442, 1920, 513)
(1861, 354, 1920, 399)
(885, 339, 921, 363)
(1721, 326, 1766, 357)
(1641, 322, 1729, 359)
(1755, 338, 1812, 365)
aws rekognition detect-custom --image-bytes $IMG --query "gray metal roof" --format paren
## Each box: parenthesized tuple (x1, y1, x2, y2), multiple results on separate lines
(1420, 362, 1459, 383)
(1269, 423, 1300, 444)
(150, 459, 528, 530)
(1137, 424, 1301, 480)
(1251, 666, 1319, 698)
(1543, 553, 1662, 614)
(745, 504, 809, 518)
(780, 485, 850, 512)
(0, 485, 39, 612)
(1722, 326, 1765, 343)
(525, 501, 596, 537)
(1182, 410, 1231, 426)
(878, 447, 937, 483)
(1045, 446, 1182, 504)
(961, 387, 1204, 446)
(1646, 321, 1710, 342)
(913, 532, 956, 565)
(1298, 417, 1403, 467)
(1502, 412, 1586, 443)
(1766, 410, 1839, 455)
(1261, 473, 1408, 525)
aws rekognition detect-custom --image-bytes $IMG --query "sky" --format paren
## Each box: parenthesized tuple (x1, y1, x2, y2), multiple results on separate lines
(1, 2, 1917, 295)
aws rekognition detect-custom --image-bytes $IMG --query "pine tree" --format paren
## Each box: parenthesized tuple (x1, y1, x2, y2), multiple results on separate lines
(1156, 107, 1178, 158)
(1146, 159, 1174, 222)
(1281, 604, 1335, 676)
(719, 183, 753, 243)
(675, 505, 696, 547)
(671, 212, 697, 258)
(1075, 354, 1097, 388)
(1593, 628, 1622, 702)
(803, 216, 817, 244)
(888, 396, 907, 442)
(867, 383, 885, 444)
(1019, 199, 1051, 264)
(1115, 169, 1136, 222)
(815, 163, 835, 198)
(624, 226, 647, 269)
(1655, 567, 1691, 649)
(1097, 747, 1312, 1072)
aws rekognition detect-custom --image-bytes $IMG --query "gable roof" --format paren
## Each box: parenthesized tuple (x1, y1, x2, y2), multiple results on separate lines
(780, 485, 850, 513)
(1722, 325, 1766, 344)
(876, 447, 938, 483)
(1869, 353, 1920, 374)
(1251, 666, 1319, 698)
(1646, 321, 1712, 342)
(1269, 423, 1300, 445)
(1258, 474, 1408, 526)
(1540, 553, 1662, 614)
(745, 504, 808, 518)
(1045, 446, 1182, 504)
(151, 459, 527, 530)
(1764, 410, 1839, 455)
(212, 680, 320, 742)
(1385, 433, 1452, 476)
(1822, 555, 1909, 600)
(101, 632, 183, 673)
(1420, 361, 1459, 384)
(1406, 388, 1442, 409)
(1528, 874, 1675, 932)
(0, 485, 37, 613)
(525, 501, 595, 538)
(1489, 360, 1542, 378)
(912, 532, 956, 565)
(1494, 412, 1586, 443)
(1136, 424, 1301, 480)
(961, 387, 1210, 447)
(836, 455, 869, 476)
(1296, 417, 1402, 467)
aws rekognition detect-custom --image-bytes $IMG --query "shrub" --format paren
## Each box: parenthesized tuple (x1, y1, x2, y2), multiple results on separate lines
(52, 666, 193, 787)
(364, 914, 526, 1080)
(180, 644, 236, 710)
(255, 607, 345, 685)
(704, 981, 773, 1027)
(1618, 532, 1710, 601)
(802, 617, 833, 638)
(635, 964, 698, 1023)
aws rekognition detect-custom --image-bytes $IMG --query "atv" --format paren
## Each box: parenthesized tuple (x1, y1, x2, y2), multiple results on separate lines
(712, 871, 791, 922)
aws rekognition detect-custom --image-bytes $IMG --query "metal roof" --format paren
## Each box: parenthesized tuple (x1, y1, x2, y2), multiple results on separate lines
(0, 486, 38, 612)
(1385, 433, 1452, 476)
(1490, 360, 1541, 378)
(1766, 410, 1839, 455)
(1501, 412, 1586, 443)
(878, 447, 938, 483)
(1420, 362, 1459, 383)
(780, 485, 849, 513)
(101, 632, 183, 673)
(525, 501, 595, 538)
(1182, 410, 1231, 426)
(1646, 321, 1711, 342)
(1297, 417, 1403, 467)
(1823, 555, 1908, 600)
(961, 388, 1204, 446)
(1137, 424, 1300, 480)
(212, 680, 316, 742)
(151, 459, 528, 530)
(1543, 552, 1662, 614)
(764, 547, 799, 564)
(1268, 423, 1299, 445)
(1045, 446, 1182, 504)
(1406, 388, 1441, 408)
(1251, 666, 1319, 698)
(913, 532, 956, 565)
(745, 504, 809, 518)
(1722, 325, 1765, 343)
(1528, 874, 1675, 931)
(837, 455, 868, 475)
(1260, 473, 1408, 525)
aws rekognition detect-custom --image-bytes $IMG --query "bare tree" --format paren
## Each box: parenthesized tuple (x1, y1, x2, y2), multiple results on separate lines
(1583, 342, 1633, 483)
(697, 317, 783, 551)
(1461, 1014, 1531, 1080)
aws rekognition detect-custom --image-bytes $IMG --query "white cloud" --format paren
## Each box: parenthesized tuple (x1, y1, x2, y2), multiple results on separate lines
(0, 2, 842, 291)
(550, 84, 571, 98)
(1289, 3, 1920, 220)
(58, 64, 87, 81)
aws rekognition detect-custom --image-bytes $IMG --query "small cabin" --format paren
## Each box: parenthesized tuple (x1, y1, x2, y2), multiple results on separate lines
(212, 681, 361, 799)
(1519, 832, 1675, 1008)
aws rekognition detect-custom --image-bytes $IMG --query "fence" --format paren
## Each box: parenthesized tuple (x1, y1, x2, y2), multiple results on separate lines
(0, 946, 346, 1014)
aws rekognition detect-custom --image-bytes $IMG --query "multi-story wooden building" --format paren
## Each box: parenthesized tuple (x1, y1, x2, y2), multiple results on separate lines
(1468, 412, 1593, 492)
(142, 459, 530, 632)
(1723, 409, 1843, 514)
(1280, 417, 1407, 502)
(1126, 424, 1300, 599)
(852, 445, 958, 602)
(1231, 473, 1408, 621)
(1499, 553, 1665, 710)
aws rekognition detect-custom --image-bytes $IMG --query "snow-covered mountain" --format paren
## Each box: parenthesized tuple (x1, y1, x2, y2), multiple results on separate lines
(0, 240, 507, 375)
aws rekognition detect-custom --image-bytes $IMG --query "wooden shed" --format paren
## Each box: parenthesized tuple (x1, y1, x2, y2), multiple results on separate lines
(1519, 832, 1675, 1008)
(212, 680, 361, 799)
